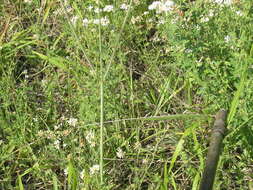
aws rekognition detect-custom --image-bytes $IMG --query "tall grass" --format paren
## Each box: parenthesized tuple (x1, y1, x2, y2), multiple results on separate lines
(0, 0, 252, 189)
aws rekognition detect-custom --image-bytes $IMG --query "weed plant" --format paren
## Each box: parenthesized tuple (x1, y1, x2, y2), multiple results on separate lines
(0, 0, 252, 189)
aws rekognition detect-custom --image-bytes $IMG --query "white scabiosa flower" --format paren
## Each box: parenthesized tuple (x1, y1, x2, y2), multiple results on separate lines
(64, 168, 68, 176)
(70, 16, 79, 25)
(83, 18, 90, 27)
(213, 0, 233, 5)
(24, 0, 32, 4)
(67, 118, 78, 127)
(94, 7, 102, 13)
(103, 5, 114, 12)
(54, 140, 60, 149)
(90, 164, 100, 175)
(85, 130, 96, 147)
(148, 1, 174, 13)
(87, 5, 93, 11)
(100, 17, 110, 26)
(116, 148, 125, 159)
(148, 1, 162, 11)
(120, 3, 130, 10)
(80, 169, 85, 179)
(224, 35, 231, 43)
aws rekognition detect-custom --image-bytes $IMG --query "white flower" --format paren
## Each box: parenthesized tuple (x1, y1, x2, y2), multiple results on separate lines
(120, 3, 130, 10)
(142, 159, 148, 164)
(148, 1, 162, 10)
(158, 18, 165, 25)
(201, 17, 209, 23)
(93, 19, 100, 25)
(93, 17, 110, 26)
(213, 0, 232, 5)
(90, 164, 100, 175)
(80, 169, 85, 179)
(224, 35, 231, 43)
(70, 16, 79, 25)
(87, 5, 93, 11)
(94, 8, 102, 13)
(83, 18, 90, 26)
(116, 148, 125, 159)
(148, 0, 174, 13)
(131, 16, 141, 24)
(103, 5, 114, 12)
(86, 130, 96, 147)
(67, 118, 78, 127)
(236, 11, 243, 16)
(24, 0, 32, 4)
(66, 5, 73, 13)
(54, 140, 60, 149)
(143, 11, 149, 15)
(64, 168, 68, 176)
(101, 17, 110, 26)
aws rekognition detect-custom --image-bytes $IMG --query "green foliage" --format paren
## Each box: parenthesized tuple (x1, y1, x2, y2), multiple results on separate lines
(0, 0, 252, 189)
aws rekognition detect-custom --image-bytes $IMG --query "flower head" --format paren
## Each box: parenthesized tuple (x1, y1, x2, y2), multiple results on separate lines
(103, 5, 114, 12)
(120, 3, 130, 10)
(116, 148, 125, 159)
(67, 118, 78, 127)
(148, 0, 174, 13)
(90, 164, 100, 175)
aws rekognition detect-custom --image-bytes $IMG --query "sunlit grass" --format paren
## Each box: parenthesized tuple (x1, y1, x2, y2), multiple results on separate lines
(0, 0, 252, 189)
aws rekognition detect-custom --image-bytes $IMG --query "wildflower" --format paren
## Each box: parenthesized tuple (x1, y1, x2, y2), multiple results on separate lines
(201, 17, 209, 23)
(131, 16, 141, 24)
(100, 17, 110, 26)
(24, 0, 32, 4)
(87, 5, 93, 11)
(66, 5, 73, 13)
(120, 3, 130, 10)
(213, 0, 232, 5)
(54, 140, 60, 149)
(142, 159, 148, 164)
(64, 168, 68, 176)
(94, 8, 102, 13)
(90, 164, 100, 175)
(83, 18, 90, 27)
(70, 16, 79, 25)
(158, 18, 165, 25)
(67, 118, 78, 127)
(224, 35, 231, 43)
(103, 5, 114, 12)
(80, 169, 85, 179)
(235, 11, 243, 16)
(86, 130, 96, 147)
(93, 17, 110, 26)
(116, 148, 125, 159)
(148, 0, 174, 13)
(143, 11, 149, 15)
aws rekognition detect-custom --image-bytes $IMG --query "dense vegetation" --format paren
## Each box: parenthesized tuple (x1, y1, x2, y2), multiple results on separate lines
(0, 0, 252, 189)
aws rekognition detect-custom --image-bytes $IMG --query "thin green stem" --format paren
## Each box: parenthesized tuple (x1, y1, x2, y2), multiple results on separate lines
(98, 0, 104, 185)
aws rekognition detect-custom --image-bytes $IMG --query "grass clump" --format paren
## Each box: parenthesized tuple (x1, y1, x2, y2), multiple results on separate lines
(0, 0, 253, 189)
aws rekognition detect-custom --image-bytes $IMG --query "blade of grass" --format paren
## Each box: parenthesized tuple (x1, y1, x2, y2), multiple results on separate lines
(52, 174, 58, 190)
(228, 57, 249, 124)
(104, 0, 133, 79)
(67, 160, 78, 190)
(98, 0, 104, 185)
(17, 175, 24, 190)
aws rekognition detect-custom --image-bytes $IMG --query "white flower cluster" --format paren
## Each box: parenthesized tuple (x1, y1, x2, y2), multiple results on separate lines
(116, 148, 125, 159)
(71, 16, 110, 27)
(24, 0, 32, 4)
(90, 164, 100, 175)
(85, 130, 96, 147)
(213, 0, 233, 5)
(148, 0, 175, 13)
(67, 117, 78, 127)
